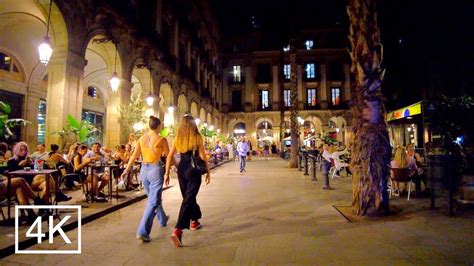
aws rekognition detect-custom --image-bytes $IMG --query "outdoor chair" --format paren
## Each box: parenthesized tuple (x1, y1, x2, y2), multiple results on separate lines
(329, 158, 350, 179)
(389, 168, 415, 201)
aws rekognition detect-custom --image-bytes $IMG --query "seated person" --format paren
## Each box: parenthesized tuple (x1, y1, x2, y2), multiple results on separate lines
(390, 147, 418, 193)
(0, 176, 48, 223)
(72, 144, 106, 202)
(328, 146, 351, 176)
(0, 142, 9, 174)
(113, 144, 135, 190)
(406, 144, 426, 193)
(67, 142, 81, 162)
(83, 142, 110, 198)
(47, 144, 69, 169)
(31, 144, 49, 161)
(7, 142, 71, 203)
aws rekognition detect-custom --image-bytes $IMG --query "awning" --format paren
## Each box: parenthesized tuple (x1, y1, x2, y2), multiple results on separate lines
(386, 101, 422, 122)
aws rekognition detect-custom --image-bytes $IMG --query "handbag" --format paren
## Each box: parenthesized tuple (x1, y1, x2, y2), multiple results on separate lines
(190, 149, 208, 176)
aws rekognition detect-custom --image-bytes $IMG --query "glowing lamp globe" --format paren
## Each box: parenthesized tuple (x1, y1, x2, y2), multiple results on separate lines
(38, 36, 53, 65)
(110, 72, 120, 92)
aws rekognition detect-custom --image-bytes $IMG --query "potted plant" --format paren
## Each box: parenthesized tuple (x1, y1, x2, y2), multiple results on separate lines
(53, 114, 100, 150)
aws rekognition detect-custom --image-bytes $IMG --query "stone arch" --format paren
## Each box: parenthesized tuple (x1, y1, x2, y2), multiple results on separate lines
(255, 116, 274, 129)
(206, 112, 212, 125)
(199, 108, 206, 123)
(0, 0, 69, 146)
(190, 102, 199, 117)
(303, 115, 324, 134)
(177, 94, 189, 116)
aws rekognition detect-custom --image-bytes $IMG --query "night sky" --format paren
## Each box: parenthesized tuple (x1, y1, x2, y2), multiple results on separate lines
(211, 0, 474, 110)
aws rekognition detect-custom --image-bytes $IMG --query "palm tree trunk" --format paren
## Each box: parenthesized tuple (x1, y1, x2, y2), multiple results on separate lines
(289, 39, 299, 168)
(348, 0, 391, 216)
(279, 49, 286, 154)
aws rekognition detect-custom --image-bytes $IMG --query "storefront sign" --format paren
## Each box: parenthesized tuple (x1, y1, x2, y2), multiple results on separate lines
(386, 101, 422, 122)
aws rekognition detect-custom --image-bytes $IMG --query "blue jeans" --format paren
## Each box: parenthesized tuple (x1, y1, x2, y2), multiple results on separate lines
(240, 156, 247, 171)
(137, 162, 167, 237)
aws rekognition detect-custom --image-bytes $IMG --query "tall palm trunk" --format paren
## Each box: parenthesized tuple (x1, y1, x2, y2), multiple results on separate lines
(289, 39, 299, 168)
(348, 0, 391, 216)
(279, 49, 286, 154)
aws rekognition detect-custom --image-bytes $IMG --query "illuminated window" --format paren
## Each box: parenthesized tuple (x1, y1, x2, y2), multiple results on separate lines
(0, 53, 12, 71)
(305, 40, 314, 50)
(283, 64, 290, 80)
(232, 65, 241, 82)
(331, 87, 341, 106)
(82, 110, 104, 145)
(260, 90, 269, 110)
(37, 100, 47, 144)
(307, 88, 317, 107)
(283, 89, 291, 107)
(306, 63, 316, 79)
(87, 86, 99, 99)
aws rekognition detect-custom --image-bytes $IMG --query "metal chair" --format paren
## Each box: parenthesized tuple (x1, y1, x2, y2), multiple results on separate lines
(390, 168, 415, 201)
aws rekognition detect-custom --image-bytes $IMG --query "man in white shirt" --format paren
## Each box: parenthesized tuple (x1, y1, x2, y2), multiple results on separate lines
(31, 144, 49, 161)
(84, 142, 110, 200)
(236, 137, 249, 173)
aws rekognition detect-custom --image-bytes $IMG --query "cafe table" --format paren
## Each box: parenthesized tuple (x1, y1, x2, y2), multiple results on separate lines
(6, 169, 58, 221)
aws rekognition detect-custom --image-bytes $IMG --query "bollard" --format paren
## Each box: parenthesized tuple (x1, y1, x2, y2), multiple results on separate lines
(309, 155, 317, 181)
(303, 153, 309, 175)
(297, 153, 303, 171)
(321, 159, 332, 190)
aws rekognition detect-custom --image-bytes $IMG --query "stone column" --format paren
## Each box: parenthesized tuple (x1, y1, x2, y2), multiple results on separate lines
(105, 79, 132, 148)
(272, 65, 279, 110)
(343, 64, 351, 102)
(45, 51, 86, 147)
(244, 65, 253, 111)
(24, 93, 41, 146)
(297, 65, 303, 109)
(320, 64, 328, 109)
(222, 68, 229, 112)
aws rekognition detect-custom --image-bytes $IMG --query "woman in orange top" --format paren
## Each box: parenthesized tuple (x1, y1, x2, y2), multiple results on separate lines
(165, 114, 211, 247)
(122, 116, 170, 242)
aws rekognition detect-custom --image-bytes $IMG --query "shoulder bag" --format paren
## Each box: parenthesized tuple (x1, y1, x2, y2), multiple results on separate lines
(190, 147, 208, 176)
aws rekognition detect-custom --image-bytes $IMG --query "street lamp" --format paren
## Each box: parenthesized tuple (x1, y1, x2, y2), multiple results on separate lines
(203, 122, 208, 128)
(209, 125, 214, 131)
(38, 0, 54, 65)
(146, 93, 155, 106)
(168, 104, 175, 114)
(217, 128, 221, 133)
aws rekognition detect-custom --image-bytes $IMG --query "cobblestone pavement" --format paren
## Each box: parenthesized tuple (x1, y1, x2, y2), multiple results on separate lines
(1, 157, 473, 265)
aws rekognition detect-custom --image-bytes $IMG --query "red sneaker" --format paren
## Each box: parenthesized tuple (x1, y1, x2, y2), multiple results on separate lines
(190, 220, 201, 231)
(171, 228, 182, 247)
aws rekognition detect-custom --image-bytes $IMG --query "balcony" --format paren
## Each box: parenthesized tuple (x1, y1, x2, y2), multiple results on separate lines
(228, 76, 245, 85)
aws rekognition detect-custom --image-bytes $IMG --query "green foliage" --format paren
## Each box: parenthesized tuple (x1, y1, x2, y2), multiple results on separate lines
(0, 101, 30, 139)
(118, 93, 148, 138)
(200, 126, 217, 138)
(53, 114, 100, 144)
(315, 133, 339, 146)
(429, 95, 474, 173)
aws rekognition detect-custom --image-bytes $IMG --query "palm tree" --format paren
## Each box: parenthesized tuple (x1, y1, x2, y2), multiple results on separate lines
(347, 0, 391, 216)
(289, 38, 299, 168)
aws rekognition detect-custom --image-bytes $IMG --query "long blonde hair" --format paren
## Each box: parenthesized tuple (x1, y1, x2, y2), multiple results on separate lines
(394, 147, 408, 168)
(174, 115, 203, 153)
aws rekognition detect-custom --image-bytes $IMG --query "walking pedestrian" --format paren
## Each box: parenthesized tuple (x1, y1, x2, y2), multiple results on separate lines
(237, 137, 249, 172)
(122, 116, 170, 243)
(165, 114, 211, 247)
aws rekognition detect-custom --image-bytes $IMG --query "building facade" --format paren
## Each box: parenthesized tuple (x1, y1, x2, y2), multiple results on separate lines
(221, 29, 353, 151)
(0, 0, 223, 149)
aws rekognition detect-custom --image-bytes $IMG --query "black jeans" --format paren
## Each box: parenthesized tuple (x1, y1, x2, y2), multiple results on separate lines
(176, 152, 202, 230)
